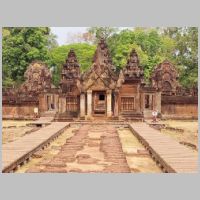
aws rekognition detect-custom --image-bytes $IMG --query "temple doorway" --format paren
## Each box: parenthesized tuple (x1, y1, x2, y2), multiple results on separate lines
(145, 94, 153, 110)
(47, 95, 55, 110)
(92, 91, 106, 115)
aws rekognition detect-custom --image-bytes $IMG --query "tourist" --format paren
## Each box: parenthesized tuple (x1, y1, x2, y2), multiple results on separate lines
(152, 110, 158, 122)
(34, 107, 39, 118)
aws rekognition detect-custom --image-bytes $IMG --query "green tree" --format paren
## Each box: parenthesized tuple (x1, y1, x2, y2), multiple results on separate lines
(48, 43, 96, 86)
(2, 27, 57, 86)
(162, 27, 198, 87)
(87, 27, 118, 43)
(107, 28, 176, 82)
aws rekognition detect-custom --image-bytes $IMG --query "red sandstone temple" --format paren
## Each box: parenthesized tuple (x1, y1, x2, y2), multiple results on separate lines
(2, 38, 198, 120)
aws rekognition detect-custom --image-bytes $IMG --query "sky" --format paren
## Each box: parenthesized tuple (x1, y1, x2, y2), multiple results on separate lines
(51, 27, 132, 46)
(51, 27, 88, 46)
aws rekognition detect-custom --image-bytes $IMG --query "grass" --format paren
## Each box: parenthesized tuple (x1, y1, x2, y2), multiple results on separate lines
(161, 120, 198, 150)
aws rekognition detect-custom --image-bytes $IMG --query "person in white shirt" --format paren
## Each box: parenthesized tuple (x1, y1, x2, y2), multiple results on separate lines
(152, 110, 158, 122)
(34, 107, 39, 118)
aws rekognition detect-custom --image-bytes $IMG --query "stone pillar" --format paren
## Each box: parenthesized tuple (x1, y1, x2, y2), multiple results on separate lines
(141, 93, 145, 111)
(114, 89, 119, 117)
(136, 84, 140, 112)
(54, 94, 59, 111)
(48, 95, 52, 110)
(80, 92, 85, 118)
(149, 94, 153, 110)
(59, 96, 66, 113)
(38, 94, 46, 112)
(58, 97, 62, 113)
(107, 90, 112, 117)
(156, 91, 161, 113)
(87, 90, 92, 117)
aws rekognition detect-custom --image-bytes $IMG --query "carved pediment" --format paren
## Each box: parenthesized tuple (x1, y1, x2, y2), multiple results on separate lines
(82, 38, 118, 91)
(151, 60, 179, 94)
(19, 61, 52, 95)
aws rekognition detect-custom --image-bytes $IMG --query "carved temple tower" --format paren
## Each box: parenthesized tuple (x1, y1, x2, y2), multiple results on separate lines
(58, 49, 81, 116)
(117, 49, 145, 118)
(80, 38, 118, 119)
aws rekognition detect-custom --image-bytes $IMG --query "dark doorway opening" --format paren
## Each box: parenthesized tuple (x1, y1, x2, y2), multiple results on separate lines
(99, 94, 105, 101)
(145, 95, 150, 109)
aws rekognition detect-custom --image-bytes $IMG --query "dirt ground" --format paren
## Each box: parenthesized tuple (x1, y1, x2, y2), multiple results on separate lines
(118, 127, 161, 173)
(2, 120, 33, 127)
(2, 120, 35, 144)
(161, 120, 198, 150)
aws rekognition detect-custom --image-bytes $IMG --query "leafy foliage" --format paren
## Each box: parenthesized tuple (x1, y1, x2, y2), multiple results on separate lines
(87, 27, 118, 43)
(163, 27, 198, 87)
(2, 27, 57, 86)
(107, 28, 175, 82)
(48, 43, 96, 86)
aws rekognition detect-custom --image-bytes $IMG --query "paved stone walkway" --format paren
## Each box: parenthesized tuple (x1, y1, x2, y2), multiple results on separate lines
(27, 124, 131, 173)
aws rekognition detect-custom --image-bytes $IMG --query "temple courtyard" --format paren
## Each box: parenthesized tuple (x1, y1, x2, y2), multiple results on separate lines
(2, 119, 198, 173)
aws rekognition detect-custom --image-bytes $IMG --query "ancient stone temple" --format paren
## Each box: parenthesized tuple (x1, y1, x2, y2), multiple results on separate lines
(2, 38, 198, 120)
(55, 38, 160, 120)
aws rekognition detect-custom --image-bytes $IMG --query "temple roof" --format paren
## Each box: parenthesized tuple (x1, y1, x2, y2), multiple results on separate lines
(19, 61, 52, 95)
(116, 49, 144, 87)
(60, 49, 81, 94)
(151, 60, 179, 94)
(123, 49, 144, 80)
(81, 38, 118, 91)
(61, 49, 80, 79)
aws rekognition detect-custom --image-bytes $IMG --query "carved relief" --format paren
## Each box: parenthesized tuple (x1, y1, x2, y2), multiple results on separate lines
(20, 61, 52, 95)
(151, 60, 179, 95)
(60, 49, 80, 95)
(81, 38, 118, 91)
(116, 49, 144, 89)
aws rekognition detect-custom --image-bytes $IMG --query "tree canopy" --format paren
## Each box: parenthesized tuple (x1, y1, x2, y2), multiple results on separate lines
(2, 27, 198, 88)
(48, 43, 96, 86)
(107, 28, 176, 82)
(2, 27, 57, 86)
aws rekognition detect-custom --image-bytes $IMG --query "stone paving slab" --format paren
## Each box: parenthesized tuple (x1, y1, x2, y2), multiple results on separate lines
(33, 124, 131, 173)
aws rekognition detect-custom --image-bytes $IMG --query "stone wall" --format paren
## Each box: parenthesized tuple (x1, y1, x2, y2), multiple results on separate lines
(119, 84, 140, 113)
(161, 96, 198, 119)
(2, 104, 38, 119)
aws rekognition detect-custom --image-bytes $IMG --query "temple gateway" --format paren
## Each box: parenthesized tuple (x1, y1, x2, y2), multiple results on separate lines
(2, 38, 198, 120)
